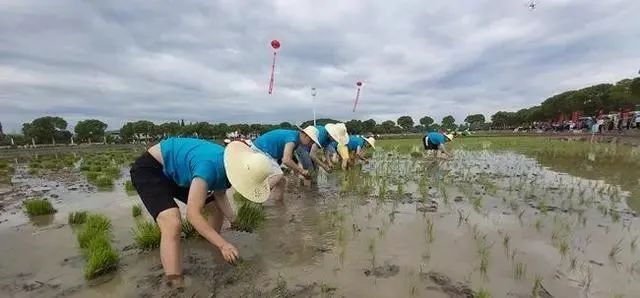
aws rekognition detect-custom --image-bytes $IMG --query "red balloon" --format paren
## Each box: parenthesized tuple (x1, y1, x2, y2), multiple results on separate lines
(356, 81, 362, 87)
(271, 40, 280, 50)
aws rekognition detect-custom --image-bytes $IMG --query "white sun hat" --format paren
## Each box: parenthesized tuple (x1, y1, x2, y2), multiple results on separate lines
(325, 123, 349, 145)
(364, 136, 376, 149)
(445, 134, 454, 141)
(299, 125, 322, 148)
(224, 141, 272, 203)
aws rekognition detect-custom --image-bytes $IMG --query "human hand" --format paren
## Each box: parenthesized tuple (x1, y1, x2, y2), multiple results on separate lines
(219, 242, 239, 264)
(300, 169, 311, 180)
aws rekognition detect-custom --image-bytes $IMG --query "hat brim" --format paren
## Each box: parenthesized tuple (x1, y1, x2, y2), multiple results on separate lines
(325, 124, 349, 145)
(297, 125, 322, 148)
(224, 142, 270, 203)
(364, 138, 376, 149)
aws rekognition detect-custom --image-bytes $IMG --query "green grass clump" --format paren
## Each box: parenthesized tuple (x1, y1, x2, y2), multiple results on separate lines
(68, 211, 88, 225)
(71, 212, 118, 279)
(94, 175, 114, 189)
(23, 198, 56, 216)
(77, 214, 112, 249)
(132, 220, 161, 250)
(475, 288, 492, 298)
(182, 220, 198, 238)
(235, 201, 266, 232)
(82, 229, 119, 279)
(125, 180, 136, 195)
(85, 171, 100, 181)
(132, 204, 142, 217)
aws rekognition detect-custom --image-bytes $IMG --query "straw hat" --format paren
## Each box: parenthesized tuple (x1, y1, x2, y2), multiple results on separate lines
(445, 134, 454, 141)
(364, 136, 376, 149)
(325, 123, 349, 145)
(224, 141, 272, 203)
(298, 126, 322, 148)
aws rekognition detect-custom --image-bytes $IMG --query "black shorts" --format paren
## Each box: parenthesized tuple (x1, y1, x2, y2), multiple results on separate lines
(423, 137, 439, 150)
(129, 152, 214, 220)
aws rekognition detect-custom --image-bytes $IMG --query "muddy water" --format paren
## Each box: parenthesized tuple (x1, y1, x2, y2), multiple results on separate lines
(1, 148, 639, 297)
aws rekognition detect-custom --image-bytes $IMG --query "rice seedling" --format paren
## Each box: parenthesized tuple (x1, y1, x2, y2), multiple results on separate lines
(234, 197, 266, 232)
(83, 233, 119, 279)
(569, 256, 578, 272)
(558, 238, 570, 259)
(475, 288, 492, 298)
(132, 219, 161, 250)
(457, 209, 469, 227)
(532, 275, 543, 298)
(77, 214, 112, 249)
(181, 220, 198, 238)
(518, 209, 526, 224)
(503, 233, 511, 252)
(513, 262, 526, 280)
(631, 236, 638, 253)
(23, 198, 56, 216)
(68, 210, 88, 225)
(609, 239, 624, 260)
(425, 217, 435, 243)
(131, 204, 142, 218)
(94, 175, 114, 189)
(125, 180, 136, 195)
(472, 196, 483, 212)
(368, 237, 377, 268)
(534, 218, 543, 232)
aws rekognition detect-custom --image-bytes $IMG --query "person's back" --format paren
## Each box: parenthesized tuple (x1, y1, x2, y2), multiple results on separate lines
(427, 132, 446, 145)
(346, 136, 365, 152)
(253, 129, 300, 160)
(160, 137, 228, 190)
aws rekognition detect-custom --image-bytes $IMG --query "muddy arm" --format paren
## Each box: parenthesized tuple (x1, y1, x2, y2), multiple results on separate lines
(186, 178, 230, 249)
(282, 142, 308, 177)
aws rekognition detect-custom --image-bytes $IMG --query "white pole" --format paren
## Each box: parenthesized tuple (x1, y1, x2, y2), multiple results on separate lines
(311, 87, 318, 126)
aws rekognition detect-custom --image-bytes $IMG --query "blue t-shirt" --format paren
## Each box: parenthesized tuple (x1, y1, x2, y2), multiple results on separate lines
(315, 125, 334, 148)
(253, 129, 300, 160)
(427, 132, 446, 145)
(346, 136, 365, 152)
(160, 137, 230, 190)
(327, 141, 339, 151)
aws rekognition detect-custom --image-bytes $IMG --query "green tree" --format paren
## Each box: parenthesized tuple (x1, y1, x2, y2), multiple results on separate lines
(419, 116, 434, 127)
(396, 116, 414, 131)
(278, 122, 293, 129)
(441, 115, 456, 131)
(300, 118, 339, 128)
(22, 116, 70, 144)
(362, 119, 376, 134)
(74, 119, 107, 142)
(345, 119, 363, 134)
(464, 114, 486, 131)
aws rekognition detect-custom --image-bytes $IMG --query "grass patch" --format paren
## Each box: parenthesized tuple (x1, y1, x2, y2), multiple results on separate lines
(132, 219, 161, 250)
(83, 232, 119, 279)
(77, 214, 112, 249)
(233, 193, 266, 232)
(94, 175, 114, 189)
(475, 288, 492, 298)
(131, 204, 142, 218)
(182, 220, 198, 238)
(125, 180, 136, 195)
(23, 198, 56, 216)
(68, 211, 88, 225)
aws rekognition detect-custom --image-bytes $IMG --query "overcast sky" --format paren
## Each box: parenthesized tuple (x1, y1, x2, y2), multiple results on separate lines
(1, 0, 639, 132)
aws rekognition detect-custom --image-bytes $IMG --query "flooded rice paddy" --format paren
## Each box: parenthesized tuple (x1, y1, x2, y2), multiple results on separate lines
(1, 137, 639, 297)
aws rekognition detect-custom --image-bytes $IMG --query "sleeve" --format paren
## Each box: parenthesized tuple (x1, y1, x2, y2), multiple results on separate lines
(337, 144, 350, 160)
(192, 161, 215, 188)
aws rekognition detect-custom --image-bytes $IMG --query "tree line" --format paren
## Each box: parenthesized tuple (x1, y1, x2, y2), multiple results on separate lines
(1, 114, 468, 146)
(489, 77, 640, 128)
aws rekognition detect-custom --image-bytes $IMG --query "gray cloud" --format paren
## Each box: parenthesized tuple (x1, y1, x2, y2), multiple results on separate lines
(1, 0, 639, 132)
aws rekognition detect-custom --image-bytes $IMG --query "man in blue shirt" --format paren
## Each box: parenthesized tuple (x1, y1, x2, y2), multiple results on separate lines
(130, 138, 274, 287)
(423, 132, 453, 158)
(252, 126, 321, 200)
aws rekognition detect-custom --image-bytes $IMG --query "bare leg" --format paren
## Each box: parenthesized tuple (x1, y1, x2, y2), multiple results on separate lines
(269, 174, 285, 201)
(213, 192, 236, 223)
(156, 208, 183, 278)
(205, 202, 224, 232)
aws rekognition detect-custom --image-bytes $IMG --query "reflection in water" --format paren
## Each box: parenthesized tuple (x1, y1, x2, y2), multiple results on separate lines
(29, 214, 55, 227)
